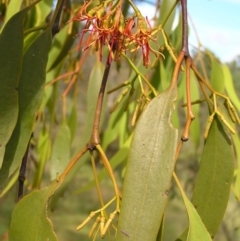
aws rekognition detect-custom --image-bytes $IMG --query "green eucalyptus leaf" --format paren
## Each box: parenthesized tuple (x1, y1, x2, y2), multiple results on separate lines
(231, 134, 240, 201)
(0, 1, 40, 174)
(209, 55, 224, 93)
(47, 22, 78, 71)
(32, 126, 52, 188)
(116, 86, 178, 241)
(170, 13, 182, 54)
(35, 0, 53, 25)
(174, 173, 212, 241)
(158, 0, 176, 42)
(9, 182, 59, 241)
(177, 116, 235, 240)
(0, 28, 52, 186)
(50, 123, 71, 180)
(222, 64, 240, 112)
(68, 104, 78, 143)
(102, 95, 131, 149)
(0, 169, 19, 198)
(24, 0, 53, 51)
(191, 117, 234, 237)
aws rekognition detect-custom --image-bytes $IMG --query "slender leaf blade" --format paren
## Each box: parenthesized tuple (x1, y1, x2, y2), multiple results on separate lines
(223, 64, 240, 112)
(176, 117, 235, 240)
(0, 5, 32, 165)
(0, 27, 52, 185)
(32, 127, 52, 188)
(191, 117, 235, 237)
(50, 123, 71, 180)
(210, 55, 224, 93)
(174, 173, 212, 241)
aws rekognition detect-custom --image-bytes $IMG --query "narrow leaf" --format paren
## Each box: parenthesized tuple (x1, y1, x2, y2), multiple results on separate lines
(0, 27, 52, 185)
(223, 64, 240, 112)
(177, 117, 235, 240)
(116, 86, 178, 241)
(32, 127, 52, 188)
(23, 0, 53, 51)
(174, 173, 212, 241)
(68, 104, 78, 143)
(210, 55, 224, 93)
(157, 0, 176, 40)
(47, 23, 78, 71)
(0, 4, 34, 165)
(191, 117, 234, 237)
(50, 123, 71, 180)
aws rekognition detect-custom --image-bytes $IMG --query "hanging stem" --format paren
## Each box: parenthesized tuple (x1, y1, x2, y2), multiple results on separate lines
(90, 151, 105, 209)
(179, 0, 195, 141)
(18, 136, 31, 200)
(180, 0, 189, 56)
(89, 54, 112, 146)
(96, 145, 121, 211)
(181, 57, 195, 141)
(49, 0, 65, 37)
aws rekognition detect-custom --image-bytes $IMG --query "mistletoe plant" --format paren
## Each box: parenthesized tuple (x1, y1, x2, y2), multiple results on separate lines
(0, 0, 239, 240)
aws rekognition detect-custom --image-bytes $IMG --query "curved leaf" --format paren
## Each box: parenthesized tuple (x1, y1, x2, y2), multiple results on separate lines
(9, 182, 59, 241)
(32, 126, 52, 188)
(223, 64, 240, 112)
(177, 116, 235, 240)
(0, 27, 52, 185)
(174, 173, 212, 241)
(191, 117, 234, 237)
(24, 0, 53, 51)
(116, 86, 178, 241)
(0, 4, 34, 166)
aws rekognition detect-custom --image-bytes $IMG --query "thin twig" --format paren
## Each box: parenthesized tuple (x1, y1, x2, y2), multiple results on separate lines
(18, 136, 31, 201)
(89, 54, 112, 145)
(49, 0, 65, 37)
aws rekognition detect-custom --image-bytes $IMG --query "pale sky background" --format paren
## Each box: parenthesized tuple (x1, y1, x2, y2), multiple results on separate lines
(137, 0, 240, 63)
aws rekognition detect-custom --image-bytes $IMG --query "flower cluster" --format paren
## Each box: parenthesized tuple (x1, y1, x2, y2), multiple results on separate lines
(69, 0, 161, 67)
